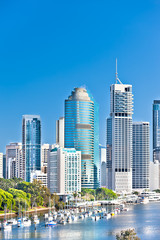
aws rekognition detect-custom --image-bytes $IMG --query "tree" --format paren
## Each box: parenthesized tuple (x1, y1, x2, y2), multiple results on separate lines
(116, 229, 140, 240)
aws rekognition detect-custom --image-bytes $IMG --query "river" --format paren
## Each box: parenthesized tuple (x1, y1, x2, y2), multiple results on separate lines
(0, 202, 160, 240)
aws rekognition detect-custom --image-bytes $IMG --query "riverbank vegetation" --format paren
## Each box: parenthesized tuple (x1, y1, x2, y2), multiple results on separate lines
(81, 188, 117, 201)
(0, 178, 62, 212)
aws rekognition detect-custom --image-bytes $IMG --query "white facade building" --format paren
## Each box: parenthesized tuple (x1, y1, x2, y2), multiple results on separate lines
(31, 170, 47, 187)
(150, 160, 159, 190)
(6, 143, 23, 179)
(48, 147, 81, 194)
(41, 144, 50, 174)
(106, 74, 133, 193)
(99, 145, 106, 187)
(56, 117, 64, 148)
(0, 153, 3, 178)
(132, 122, 150, 190)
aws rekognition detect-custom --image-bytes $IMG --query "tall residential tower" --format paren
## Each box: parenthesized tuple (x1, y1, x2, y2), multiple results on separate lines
(132, 122, 150, 189)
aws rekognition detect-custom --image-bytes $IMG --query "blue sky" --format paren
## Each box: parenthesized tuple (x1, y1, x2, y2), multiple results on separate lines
(0, 0, 160, 154)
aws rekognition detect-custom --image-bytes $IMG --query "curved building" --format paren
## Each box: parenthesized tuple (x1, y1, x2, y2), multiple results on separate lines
(65, 87, 99, 189)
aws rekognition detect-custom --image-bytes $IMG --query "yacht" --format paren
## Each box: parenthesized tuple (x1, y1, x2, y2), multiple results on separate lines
(7, 218, 17, 226)
(3, 221, 12, 231)
(23, 217, 31, 227)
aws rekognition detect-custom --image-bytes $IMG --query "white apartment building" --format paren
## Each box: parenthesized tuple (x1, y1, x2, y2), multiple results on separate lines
(48, 147, 81, 194)
(150, 160, 159, 191)
(31, 170, 47, 187)
(6, 143, 23, 179)
(41, 144, 50, 174)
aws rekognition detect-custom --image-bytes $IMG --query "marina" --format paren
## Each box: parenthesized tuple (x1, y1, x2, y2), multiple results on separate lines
(0, 202, 160, 239)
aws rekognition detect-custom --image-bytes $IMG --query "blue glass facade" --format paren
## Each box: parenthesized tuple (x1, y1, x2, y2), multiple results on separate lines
(22, 115, 41, 182)
(65, 88, 99, 189)
(153, 101, 160, 162)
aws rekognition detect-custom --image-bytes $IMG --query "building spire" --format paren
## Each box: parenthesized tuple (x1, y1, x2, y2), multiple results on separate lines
(115, 58, 122, 84)
(116, 58, 118, 83)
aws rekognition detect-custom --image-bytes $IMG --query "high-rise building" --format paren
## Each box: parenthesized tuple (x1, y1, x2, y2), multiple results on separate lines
(0, 153, 3, 178)
(132, 122, 150, 189)
(6, 143, 22, 179)
(99, 145, 106, 187)
(48, 147, 81, 194)
(56, 117, 64, 148)
(22, 115, 41, 182)
(64, 87, 99, 189)
(153, 100, 160, 162)
(106, 69, 133, 193)
(41, 144, 50, 174)
(150, 160, 159, 191)
(3, 155, 6, 179)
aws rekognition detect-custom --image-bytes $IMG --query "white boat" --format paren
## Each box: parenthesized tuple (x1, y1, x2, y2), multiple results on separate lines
(3, 221, 12, 231)
(7, 218, 17, 225)
(46, 220, 57, 226)
(23, 217, 31, 227)
(106, 213, 111, 219)
(79, 214, 84, 219)
(66, 216, 72, 223)
(58, 218, 66, 225)
(71, 215, 77, 221)
(33, 215, 40, 224)
(91, 215, 100, 221)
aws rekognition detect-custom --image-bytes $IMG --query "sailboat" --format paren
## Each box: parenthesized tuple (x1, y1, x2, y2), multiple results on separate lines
(46, 197, 56, 226)
(7, 204, 17, 226)
(33, 204, 40, 224)
(22, 201, 31, 227)
(3, 206, 12, 231)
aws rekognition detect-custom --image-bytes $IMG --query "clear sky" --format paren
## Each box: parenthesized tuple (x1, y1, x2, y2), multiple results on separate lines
(0, 0, 160, 154)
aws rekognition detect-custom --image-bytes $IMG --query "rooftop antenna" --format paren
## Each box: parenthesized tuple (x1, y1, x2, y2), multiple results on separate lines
(115, 58, 122, 84)
(115, 58, 118, 83)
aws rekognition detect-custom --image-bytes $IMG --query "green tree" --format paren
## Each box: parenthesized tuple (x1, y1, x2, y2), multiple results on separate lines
(116, 229, 140, 240)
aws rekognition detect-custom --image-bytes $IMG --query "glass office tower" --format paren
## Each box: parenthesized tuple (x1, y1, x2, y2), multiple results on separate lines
(22, 115, 41, 182)
(106, 83, 133, 192)
(65, 87, 99, 189)
(153, 100, 160, 162)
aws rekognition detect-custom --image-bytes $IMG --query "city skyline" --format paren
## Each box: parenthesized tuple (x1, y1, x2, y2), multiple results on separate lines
(0, 1, 160, 153)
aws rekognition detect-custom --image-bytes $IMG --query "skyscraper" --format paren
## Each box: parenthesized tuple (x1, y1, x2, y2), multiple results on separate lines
(0, 153, 3, 178)
(106, 67, 133, 192)
(22, 115, 41, 182)
(41, 144, 50, 174)
(132, 122, 150, 189)
(153, 100, 160, 162)
(56, 117, 64, 148)
(99, 145, 106, 187)
(65, 87, 99, 189)
(6, 143, 22, 179)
